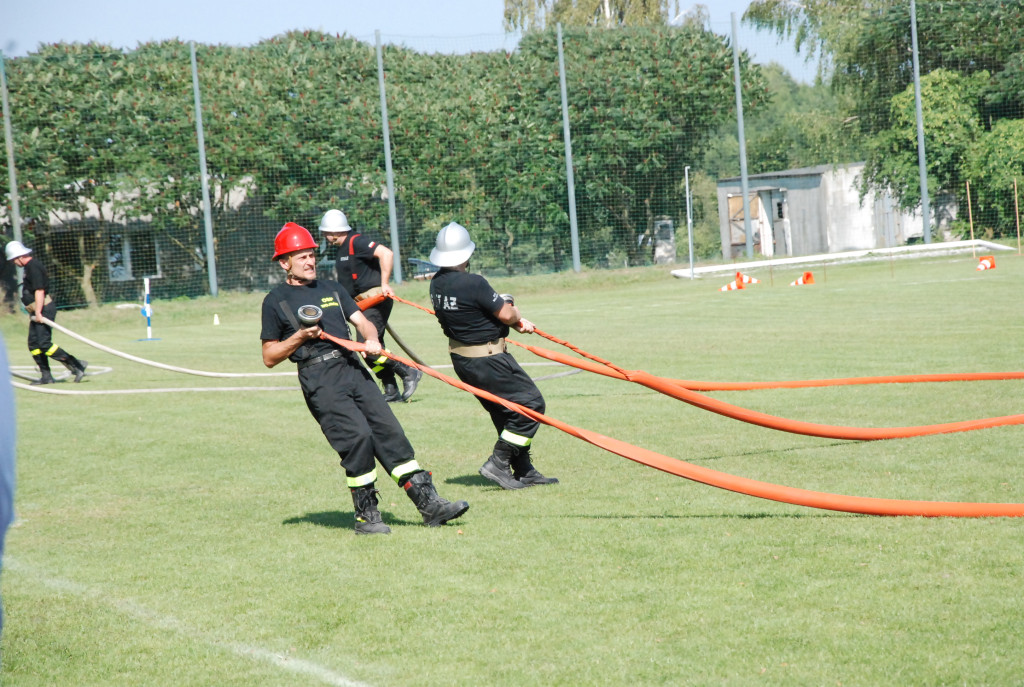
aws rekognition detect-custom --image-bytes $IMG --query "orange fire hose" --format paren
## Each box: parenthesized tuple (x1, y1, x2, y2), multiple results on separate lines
(356, 292, 388, 310)
(321, 329, 1024, 517)
(391, 294, 1024, 440)
(512, 334, 1024, 440)
(522, 325, 1024, 390)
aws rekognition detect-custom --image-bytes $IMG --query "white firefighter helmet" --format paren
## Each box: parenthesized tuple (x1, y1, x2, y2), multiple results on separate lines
(318, 209, 352, 233)
(429, 222, 476, 267)
(4, 240, 31, 261)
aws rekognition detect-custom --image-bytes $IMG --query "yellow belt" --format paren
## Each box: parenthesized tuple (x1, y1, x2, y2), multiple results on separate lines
(448, 337, 506, 358)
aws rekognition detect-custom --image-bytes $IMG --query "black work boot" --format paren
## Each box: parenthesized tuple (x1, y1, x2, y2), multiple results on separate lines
(73, 360, 89, 383)
(51, 348, 88, 382)
(403, 471, 469, 527)
(396, 363, 423, 402)
(382, 382, 402, 403)
(510, 446, 559, 486)
(350, 485, 391, 535)
(31, 355, 56, 385)
(479, 441, 527, 490)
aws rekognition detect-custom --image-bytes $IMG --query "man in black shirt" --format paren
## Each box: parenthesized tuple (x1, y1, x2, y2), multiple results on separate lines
(4, 240, 87, 385)
(427, 222, 558, 490)
(318, 209, 421, 403)
(261, 223, 467, 535)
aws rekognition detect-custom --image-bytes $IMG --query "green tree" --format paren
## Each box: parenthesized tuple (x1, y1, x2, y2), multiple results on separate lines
(516, 25, 768, 266)
(963, 118, 1024, 236)
(4, 42, 200, 306)
(505, 0, 683, 31)
(860, 68, 984, 211)
(747, 0, 1024, 133)
(705, 63, 865, 179)
(3, 24, 768, 295)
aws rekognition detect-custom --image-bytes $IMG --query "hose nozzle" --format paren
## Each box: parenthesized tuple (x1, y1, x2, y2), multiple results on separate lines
(297, 304, 323, 327)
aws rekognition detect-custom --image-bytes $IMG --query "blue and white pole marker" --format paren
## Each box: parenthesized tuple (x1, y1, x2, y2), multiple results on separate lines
(138, 277, 160, 341)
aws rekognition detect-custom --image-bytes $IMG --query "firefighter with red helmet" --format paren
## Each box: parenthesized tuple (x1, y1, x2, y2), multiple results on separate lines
(5, 240, 88, 385)
(260, 222, 468, 534)
(427, 222, 558, 490)
(318, 209, 422, 403)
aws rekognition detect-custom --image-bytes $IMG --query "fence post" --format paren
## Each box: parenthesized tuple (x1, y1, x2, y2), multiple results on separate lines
(909, 0, 931, 244)
(685, 166, 694, 279)
(556, 24, 581, 273)
(375, 31, 402, 284)
(190, 42, 218, 297)
(1, 55, 22, 246)
(731, 13, 753, 260)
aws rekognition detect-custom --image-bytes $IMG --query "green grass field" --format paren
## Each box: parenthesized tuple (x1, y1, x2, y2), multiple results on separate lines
(3, 251, 1024, 686)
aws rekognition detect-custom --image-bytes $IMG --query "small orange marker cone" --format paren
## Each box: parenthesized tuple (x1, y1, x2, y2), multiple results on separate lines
(976, 255, 995, 271)
(720, 279, 744, 292)
(737, 271, 761, 285)
(790, 271, 815, 286)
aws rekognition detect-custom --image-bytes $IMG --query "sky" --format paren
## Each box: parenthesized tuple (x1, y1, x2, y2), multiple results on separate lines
(2, 0, 815, 82)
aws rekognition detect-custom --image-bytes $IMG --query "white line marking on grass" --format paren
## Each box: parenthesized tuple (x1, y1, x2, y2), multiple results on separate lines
(6, 558, 372, 687)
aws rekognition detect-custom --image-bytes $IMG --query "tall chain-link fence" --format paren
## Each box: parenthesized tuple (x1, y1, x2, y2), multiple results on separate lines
(2, 5, 1023, 309)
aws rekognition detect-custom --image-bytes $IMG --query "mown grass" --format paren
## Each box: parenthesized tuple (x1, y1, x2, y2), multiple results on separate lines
(2, 251, 1023, 685)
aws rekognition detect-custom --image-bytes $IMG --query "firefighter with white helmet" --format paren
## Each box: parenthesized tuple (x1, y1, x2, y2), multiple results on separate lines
(260, 222, 468, 534)
(428, 222, 558, 489)
(4, 240, 88, 385)
(317, 208, 422, 403)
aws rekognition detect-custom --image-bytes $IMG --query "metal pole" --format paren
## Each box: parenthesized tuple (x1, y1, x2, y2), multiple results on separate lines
(557, 24, 581, 273)
(1014, 177, 1020, 255)
(190, 43, 218, 297)
(684, 166, 694, 279)
(376, 31, 402, 283)
(1, 54, 22, 246)
(909, 0, 931, 244)
(731, 13, 753, 259)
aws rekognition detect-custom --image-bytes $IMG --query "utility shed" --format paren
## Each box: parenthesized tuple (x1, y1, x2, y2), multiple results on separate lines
(716, 162, 941, 260)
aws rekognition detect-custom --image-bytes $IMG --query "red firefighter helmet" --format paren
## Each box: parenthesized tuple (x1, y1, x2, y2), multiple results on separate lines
(272, 222, 319, 260)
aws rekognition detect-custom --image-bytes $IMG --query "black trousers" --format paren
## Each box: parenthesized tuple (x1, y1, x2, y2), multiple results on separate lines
(357, 299, 393, 342)
(27, 301, 58, 354)
(451, 352, 545, 440)
(299, 355, 415, 480)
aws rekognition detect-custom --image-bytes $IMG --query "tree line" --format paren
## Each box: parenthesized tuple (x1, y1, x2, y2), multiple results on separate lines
(1, 26, 765, 306)
(4, 0, 1022, 308)
(744, 0, 1024, 235)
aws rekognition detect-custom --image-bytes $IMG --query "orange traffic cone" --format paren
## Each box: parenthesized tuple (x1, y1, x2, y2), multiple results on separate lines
(976, 255, 996, 271)
(790, 271, 815, 286)
(737, 271, 761, 285)
(720, 279, 744, 292)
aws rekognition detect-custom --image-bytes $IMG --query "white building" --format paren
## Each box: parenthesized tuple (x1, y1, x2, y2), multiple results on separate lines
(715, 162, 955, 260)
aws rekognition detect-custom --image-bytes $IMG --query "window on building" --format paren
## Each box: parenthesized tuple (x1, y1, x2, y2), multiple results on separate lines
(108, 233, 162, 282)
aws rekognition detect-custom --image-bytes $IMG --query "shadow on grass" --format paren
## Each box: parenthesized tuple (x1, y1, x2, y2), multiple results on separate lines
(282, 511, 353, 529)
(445, 473, 503, 488)
(282, 511, 424, 529)
(698, 440, 854, 462)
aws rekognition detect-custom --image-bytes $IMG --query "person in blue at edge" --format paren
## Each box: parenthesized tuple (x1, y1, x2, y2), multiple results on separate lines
(0, 333, 18, 634)
(260, 222, 467, 535)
